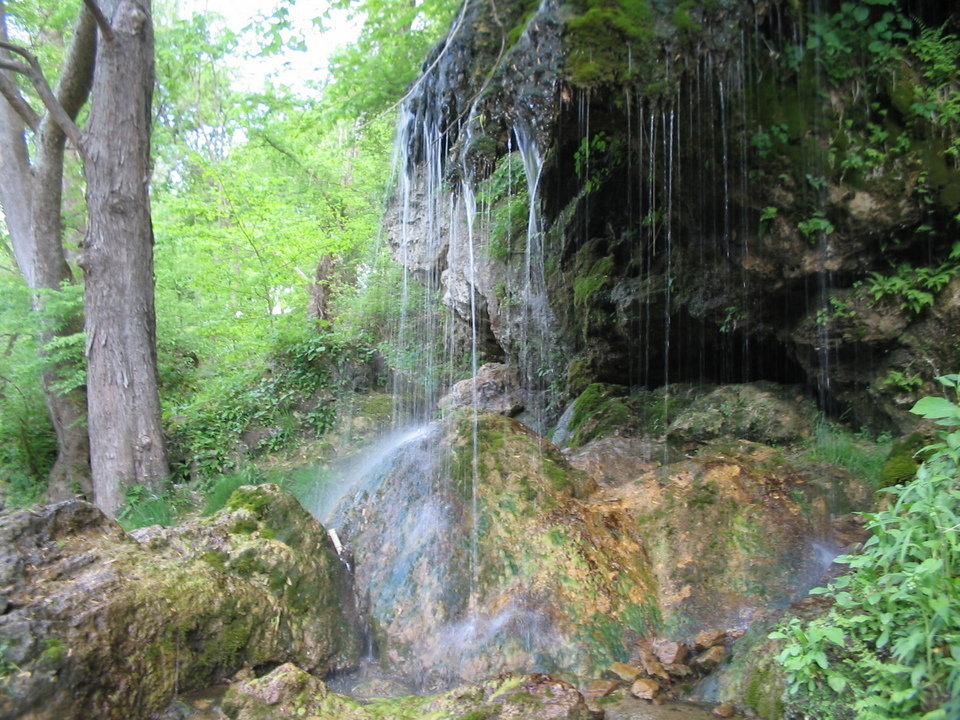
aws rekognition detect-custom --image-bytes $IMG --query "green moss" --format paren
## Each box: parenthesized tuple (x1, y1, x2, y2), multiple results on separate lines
(878, 432, 924, 487)
(201, 550, 229, 571)
(743, 656, 785, 720)
(231, 517, 260, 534)
(39, 637, 66, 665)
(565, 0, 657, 87)
(457, 711, 495, 720)
(573, 256, 615, 307)
(226, 486, 273, 516)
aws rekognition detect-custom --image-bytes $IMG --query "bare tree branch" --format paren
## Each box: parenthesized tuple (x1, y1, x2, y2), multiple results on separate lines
(0, 41, 83, 150)
(0, 71, 39, 130)
(81, 0, 114, 42)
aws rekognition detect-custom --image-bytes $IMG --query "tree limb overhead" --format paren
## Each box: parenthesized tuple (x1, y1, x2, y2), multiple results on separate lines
(0, 41, 84, 151)
(82, 0, 114, 43)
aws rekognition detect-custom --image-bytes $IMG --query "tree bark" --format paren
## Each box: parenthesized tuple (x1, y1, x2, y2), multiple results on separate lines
(0, 3, 94, 500)
(81, 0, 168, 515)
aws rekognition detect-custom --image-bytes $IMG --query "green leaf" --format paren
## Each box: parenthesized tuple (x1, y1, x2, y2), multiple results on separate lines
(827, 672, 848, 693)
(911, 396, 960, 420)
(823, 626, 846, 647)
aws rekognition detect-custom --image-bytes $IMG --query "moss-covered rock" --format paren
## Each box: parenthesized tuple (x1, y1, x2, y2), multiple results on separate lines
(666, 382, 815, 446)
(0, 486, 360, 720)
(223, 665, 597, 720)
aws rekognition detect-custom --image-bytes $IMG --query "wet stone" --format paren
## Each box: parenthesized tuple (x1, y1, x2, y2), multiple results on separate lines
(637, 646, 672, 682)
(712, 703, 736, 718)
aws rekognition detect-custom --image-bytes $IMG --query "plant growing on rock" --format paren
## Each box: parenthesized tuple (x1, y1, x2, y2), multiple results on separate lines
(771, 375, 960, 720)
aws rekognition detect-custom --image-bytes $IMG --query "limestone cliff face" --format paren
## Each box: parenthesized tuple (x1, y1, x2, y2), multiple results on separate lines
(387, 0, 960, 431)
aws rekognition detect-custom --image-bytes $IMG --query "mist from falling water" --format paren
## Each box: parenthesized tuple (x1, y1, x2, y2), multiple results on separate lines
(301, 424, 433, 526)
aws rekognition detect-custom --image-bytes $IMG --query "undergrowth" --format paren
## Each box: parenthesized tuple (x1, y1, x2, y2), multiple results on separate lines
(802, 418, 891, 487)
(772, 375, 960, 719)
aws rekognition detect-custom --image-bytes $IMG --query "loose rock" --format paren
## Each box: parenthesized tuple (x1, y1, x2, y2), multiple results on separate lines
(693, 628, 727, 650)
(630, 678, 662, 700)
(638, 646, 672, 682)
(605, 661, 645, 683)
(691, 645, 728, 672)
(653, 639, 688, 665)
(713, 703, 736, 717)
(584, 679, 620, 700)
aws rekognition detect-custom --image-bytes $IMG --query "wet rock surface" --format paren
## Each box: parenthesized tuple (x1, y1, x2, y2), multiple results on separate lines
(0, 486, 360, 720)
(223, 666, 598, 720)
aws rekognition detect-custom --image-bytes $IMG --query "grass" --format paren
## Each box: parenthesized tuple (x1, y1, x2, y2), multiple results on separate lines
(801, 417, 891, 486)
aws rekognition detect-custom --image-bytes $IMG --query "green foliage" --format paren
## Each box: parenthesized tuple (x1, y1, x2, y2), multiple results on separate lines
(166, 330, 371, 483)
(772, 376, 960, 719)
(202, 466, 268, 515)
(796, 0, 912, 83)
(881, 370, 923, 392)
(478, 153, 528, 261)
(865, 262, 958, 314)
(574, 132, 619, 193)
(322, 0, 460, 118)
(909, 25, 960, 159)
(0, 270, 57, 497)
(797, 211, 835, 242)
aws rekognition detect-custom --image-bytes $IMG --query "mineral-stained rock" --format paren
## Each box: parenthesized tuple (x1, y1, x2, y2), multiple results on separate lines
(667, 383, 813, 446)
(332, 410, 649, 690)
(224, 668, 599, 720)
(0, 486, 361, 720)
(630, 678, 662, 700)
(713, 703, 736, 718)
(692, 645, 729, 672)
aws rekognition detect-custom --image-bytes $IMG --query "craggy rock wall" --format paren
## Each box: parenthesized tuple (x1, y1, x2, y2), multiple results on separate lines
(387, 0, 960, 430)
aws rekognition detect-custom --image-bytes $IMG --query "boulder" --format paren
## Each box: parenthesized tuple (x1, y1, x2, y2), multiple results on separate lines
(0, 486, 360, 720)
(439, 362, 525, 416)
(583, 679, 620, 700)
(637, 646, 672, 683)
(667, 383, 814, 446)
(331, 411, 645, 690)
(693, 629, 727, 651)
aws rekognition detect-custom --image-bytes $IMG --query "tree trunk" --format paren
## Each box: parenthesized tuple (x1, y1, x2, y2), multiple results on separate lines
(81, 0, 168, 515)
(0, 4, 93, 501)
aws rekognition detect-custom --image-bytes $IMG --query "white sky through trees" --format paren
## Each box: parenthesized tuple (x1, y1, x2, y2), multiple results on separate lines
(176, 0, 359, 94)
